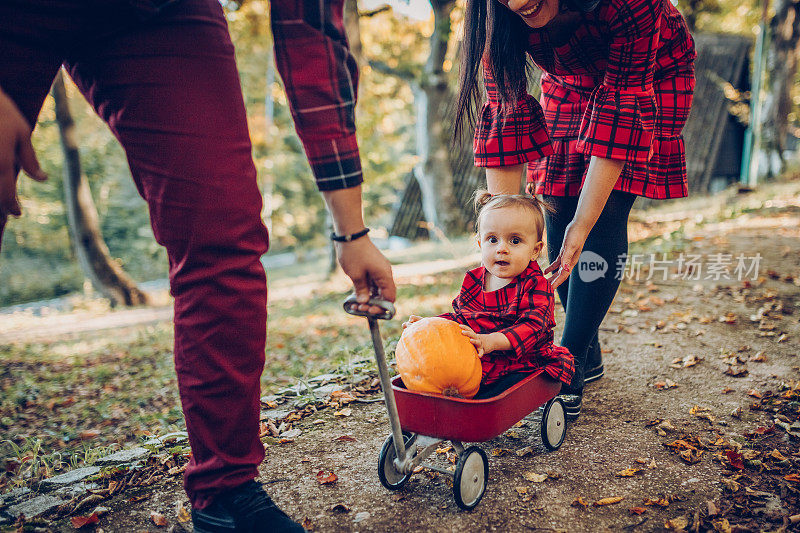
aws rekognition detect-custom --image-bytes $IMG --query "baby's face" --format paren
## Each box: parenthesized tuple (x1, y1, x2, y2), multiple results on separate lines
(478, 206, 544, 281)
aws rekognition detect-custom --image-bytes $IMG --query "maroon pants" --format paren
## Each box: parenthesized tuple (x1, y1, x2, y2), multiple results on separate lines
(1, 0, 270, 508)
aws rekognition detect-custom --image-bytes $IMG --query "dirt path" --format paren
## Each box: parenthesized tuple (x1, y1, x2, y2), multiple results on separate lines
(23, 197, 798, 532)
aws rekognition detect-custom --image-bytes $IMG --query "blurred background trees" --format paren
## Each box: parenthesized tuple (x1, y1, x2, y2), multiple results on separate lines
(0, 0, 797, 307)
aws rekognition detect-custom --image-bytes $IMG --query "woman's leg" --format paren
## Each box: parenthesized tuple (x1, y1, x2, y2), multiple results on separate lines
(544, 196, 603, 381)
(544, 191, 637, 397)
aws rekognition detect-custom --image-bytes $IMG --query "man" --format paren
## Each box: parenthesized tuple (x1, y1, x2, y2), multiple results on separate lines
(0, 0, 393, 530)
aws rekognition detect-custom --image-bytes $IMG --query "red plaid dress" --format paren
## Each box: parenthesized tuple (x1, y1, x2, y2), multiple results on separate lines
(475, 0, 696, 199)
(439, 262, 574, 386)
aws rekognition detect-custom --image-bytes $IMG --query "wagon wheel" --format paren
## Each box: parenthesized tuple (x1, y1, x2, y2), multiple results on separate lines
(453, 446, 488, 510)
(378, 432, 414, 490)
(541, 397, 567, 451)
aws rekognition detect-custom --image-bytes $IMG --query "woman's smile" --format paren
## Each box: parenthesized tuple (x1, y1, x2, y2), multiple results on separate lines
(518, 0, 543, 17)
(503, 0, 560, 28)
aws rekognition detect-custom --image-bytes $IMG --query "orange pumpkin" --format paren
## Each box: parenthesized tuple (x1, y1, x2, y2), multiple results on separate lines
(395, 317, 482, 399)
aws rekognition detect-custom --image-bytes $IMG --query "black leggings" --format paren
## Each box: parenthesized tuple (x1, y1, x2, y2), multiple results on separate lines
(543, 191, 637, 394)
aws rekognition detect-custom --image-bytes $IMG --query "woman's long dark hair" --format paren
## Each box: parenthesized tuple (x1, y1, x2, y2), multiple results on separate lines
(454, 0, 602, 142)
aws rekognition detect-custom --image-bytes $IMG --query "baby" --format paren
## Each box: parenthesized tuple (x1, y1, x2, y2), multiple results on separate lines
(404, 191, 574, 399)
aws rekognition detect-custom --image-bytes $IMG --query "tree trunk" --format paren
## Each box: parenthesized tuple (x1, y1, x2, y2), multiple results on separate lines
(762, 0, 800, 177)
(52, 70, 149, 306)
(413, 0, 459, 237)
(344, 0, 364, 66)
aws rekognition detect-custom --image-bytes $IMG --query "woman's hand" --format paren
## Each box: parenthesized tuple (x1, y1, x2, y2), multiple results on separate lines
(402, 315, 422, 329)
(0, 87, 48, 252)
(544, 219, 590, 289)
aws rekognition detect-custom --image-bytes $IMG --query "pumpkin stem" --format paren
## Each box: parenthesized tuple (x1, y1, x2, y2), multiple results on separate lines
(442, 387, 465, 399)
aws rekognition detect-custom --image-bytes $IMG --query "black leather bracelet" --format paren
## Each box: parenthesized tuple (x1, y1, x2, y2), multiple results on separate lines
(330, 227, 370, 242)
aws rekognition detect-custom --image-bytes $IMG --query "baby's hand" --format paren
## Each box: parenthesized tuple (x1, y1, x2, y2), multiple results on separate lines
(402, 315, 423, 329)
(458, 325, 486, 358)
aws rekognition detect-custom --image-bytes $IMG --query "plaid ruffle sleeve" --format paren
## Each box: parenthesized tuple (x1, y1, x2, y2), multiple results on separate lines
(474, 59, 553, 167)
(575, 0, 662, 163)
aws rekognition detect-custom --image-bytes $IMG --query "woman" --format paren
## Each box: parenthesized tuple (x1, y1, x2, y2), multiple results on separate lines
(455, 0, 696, 419)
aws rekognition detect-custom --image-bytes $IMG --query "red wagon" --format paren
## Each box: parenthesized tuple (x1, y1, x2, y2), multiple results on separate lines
(345, 296, 567, 510)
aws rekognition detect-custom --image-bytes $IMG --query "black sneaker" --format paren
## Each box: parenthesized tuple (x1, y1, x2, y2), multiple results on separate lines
(584, 337, 604, 385)
(557, 394, 582, 421)
(192, 481, 305, 533)
(584, 363, 604, 384)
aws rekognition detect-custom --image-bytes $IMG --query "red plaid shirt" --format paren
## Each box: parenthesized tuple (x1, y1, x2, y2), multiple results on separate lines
(439, 262, 574, 386)
(475, 0, 696, 199)
(270, 0, 362, 191)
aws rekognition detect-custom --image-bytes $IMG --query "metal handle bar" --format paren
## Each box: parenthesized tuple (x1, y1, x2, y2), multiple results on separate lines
(342, 294, 396, 320)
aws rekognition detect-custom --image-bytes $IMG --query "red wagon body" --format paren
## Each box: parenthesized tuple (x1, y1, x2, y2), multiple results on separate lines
(391, 370, 562, 442)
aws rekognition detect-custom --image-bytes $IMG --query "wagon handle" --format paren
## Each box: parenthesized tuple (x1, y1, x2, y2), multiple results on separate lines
(342, 293, 407, 465)
(342, 293, 396, 320)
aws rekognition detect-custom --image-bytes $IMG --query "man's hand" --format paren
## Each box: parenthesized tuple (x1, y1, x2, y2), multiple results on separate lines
(0, 88, 48, 251)
(335, 236, 396, 315)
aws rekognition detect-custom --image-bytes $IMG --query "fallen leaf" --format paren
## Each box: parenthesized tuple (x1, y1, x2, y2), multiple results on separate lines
(79, 430, 101, 440)
(644, 497, 670, 507)
(724, 365, 749, 377)
(150, 511, 167, 527)
(330, 390, 357, 403)
(664, 516, 689, 530)
(616, 468, 643, 477)
(302, 517, 313, 530)
(177, 502, 191, 523)
(749, 351, 767, 362)
(726, 450, 745, 470)
(571, 497, 589, 509)
(784, 473, 800, 483)
(721, 387, 734, 394)
(721, 477, 740, 492)
(523, 472, 548, 483)
(680, 448, 703, 464)
(656, 419, 677, 433)
(747, 389, 762, 398)
(316, 470, 338, 484)
(515, 486, 529, 495)
(335, 435, 356, 442)
(491, 448, 510, 457)
(70, 513, 99, 529)
(593, 497, 624, 506)
(712, 518, 731, 533)
(707, 500, 720, 517)
(329, 503, 351, 513)
(516, 446, 534, 457)
(333, 408, 352, 417)
(769, 449, 788, 462)
(629, 507, 647, 515)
